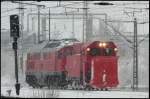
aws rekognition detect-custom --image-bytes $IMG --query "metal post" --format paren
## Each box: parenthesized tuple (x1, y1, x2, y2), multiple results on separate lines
(72, 12, 75, 38)
(83, 1, 88, 42)
(19, 2, 24, 74)
(82, 1, 85, 43)
(105, 14, 108, 34)
(27, 14, 29, 32)
(82, 15, 84, 42)
(38, 5, 40, 43)
(32, 17, 34, 31)
(85, 1, 88, 42)
(14, 38, 19, 83)
(133, 18, 138, 90)
(13, 37, 20, 95)
(49, 8, 51, 41)
(82, 1, 88, 42)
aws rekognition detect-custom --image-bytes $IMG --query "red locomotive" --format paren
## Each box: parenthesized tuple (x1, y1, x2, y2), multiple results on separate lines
(26, 40, 119, 90)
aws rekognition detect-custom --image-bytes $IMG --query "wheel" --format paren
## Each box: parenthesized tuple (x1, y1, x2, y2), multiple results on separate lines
(100, 88, 104, 91)
(39, 85, 43, 89)
(47, 76, 51, 89)
(104, 88, 108, 91)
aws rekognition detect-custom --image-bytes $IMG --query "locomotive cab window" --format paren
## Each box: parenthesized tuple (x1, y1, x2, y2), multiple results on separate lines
(89, 48, 100, 56)
(104, 48, 113, 56)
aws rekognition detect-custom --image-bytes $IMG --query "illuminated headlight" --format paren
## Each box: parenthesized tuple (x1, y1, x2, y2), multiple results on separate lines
(87, 48, 90, 51)
(114, 48, 118, 51)
(99, 43, 103, 47)
(102, 43, 106, 47)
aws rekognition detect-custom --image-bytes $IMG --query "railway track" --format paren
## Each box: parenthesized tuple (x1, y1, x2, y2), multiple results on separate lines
(1, 85, 149, 98)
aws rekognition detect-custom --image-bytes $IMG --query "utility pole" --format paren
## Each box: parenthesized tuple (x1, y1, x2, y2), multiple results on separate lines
(82, 1, 88, 42)
(126, 10, 139, 90)
(49, 8, 51, 41)
(13, 37, 20, 95)
(72, 12, 75, 38)
(82, 1, 84, 43)
(38, 5, 41, 43)
(81, 0, 88, 86)
(85, 1, 88, 42)
(18, 2, 25, 74)
(133, 17, 138, 90)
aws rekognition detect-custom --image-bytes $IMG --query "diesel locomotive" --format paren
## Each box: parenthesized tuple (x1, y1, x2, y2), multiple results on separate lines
(26, 40, 119, 90)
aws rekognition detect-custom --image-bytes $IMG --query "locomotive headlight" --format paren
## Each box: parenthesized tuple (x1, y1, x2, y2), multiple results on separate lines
(99, 43, 103, 47)
(114, 48, 118, 51)
(87, 48, 90, 51)
(102, 43, 106, 47)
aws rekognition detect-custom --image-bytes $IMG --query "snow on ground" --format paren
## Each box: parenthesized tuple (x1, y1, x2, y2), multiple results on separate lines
(1, 86, 149, 98)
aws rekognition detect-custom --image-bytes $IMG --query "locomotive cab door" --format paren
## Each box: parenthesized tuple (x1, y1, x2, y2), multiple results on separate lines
(86, 67, 91, 83)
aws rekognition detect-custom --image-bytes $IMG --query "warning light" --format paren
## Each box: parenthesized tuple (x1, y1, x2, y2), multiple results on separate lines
(102, 43, 107, 47)
(87, 48, 90, 51)
(114, 48, 118, 51)
(99, 43, 103, 47)
(99, 42, 107, 47)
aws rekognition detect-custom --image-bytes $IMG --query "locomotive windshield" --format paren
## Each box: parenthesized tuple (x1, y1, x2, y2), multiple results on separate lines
(89, 48, 100, 56)
(104, 48, 113, 56)
(87, 48, 114, 56)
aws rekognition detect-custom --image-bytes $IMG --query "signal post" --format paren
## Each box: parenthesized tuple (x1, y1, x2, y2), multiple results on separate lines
(10, 14, 20, 95)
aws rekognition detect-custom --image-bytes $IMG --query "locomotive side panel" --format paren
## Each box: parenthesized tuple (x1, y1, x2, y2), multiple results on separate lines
(42, 60, 53, 72)
(26, 52, 41, 72)
(65, 55, 81, 78)
(26, 60, 35, 72)
(34, 60, 42, 72)
(41, 51, 58, 72)
(46, 52, 56, 72)
(56, 58, 66, 72)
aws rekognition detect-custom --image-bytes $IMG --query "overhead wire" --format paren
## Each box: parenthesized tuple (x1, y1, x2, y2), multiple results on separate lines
(2, 1, 146, 18)
(1, 3, 82, 30)
(1, 1, 84, 18)
(1, 1, 37, 13)
(1, 1, 149, 35)
(1, 1, 148, 16)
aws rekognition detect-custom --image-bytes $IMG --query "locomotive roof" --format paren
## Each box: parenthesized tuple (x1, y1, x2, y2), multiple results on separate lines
(57, 41, 116, 52)
(28, 39, 116, 54)
(28, 38, 80, 53)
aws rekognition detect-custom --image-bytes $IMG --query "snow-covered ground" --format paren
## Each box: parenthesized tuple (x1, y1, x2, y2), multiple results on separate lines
(1, 86, 149, 98)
